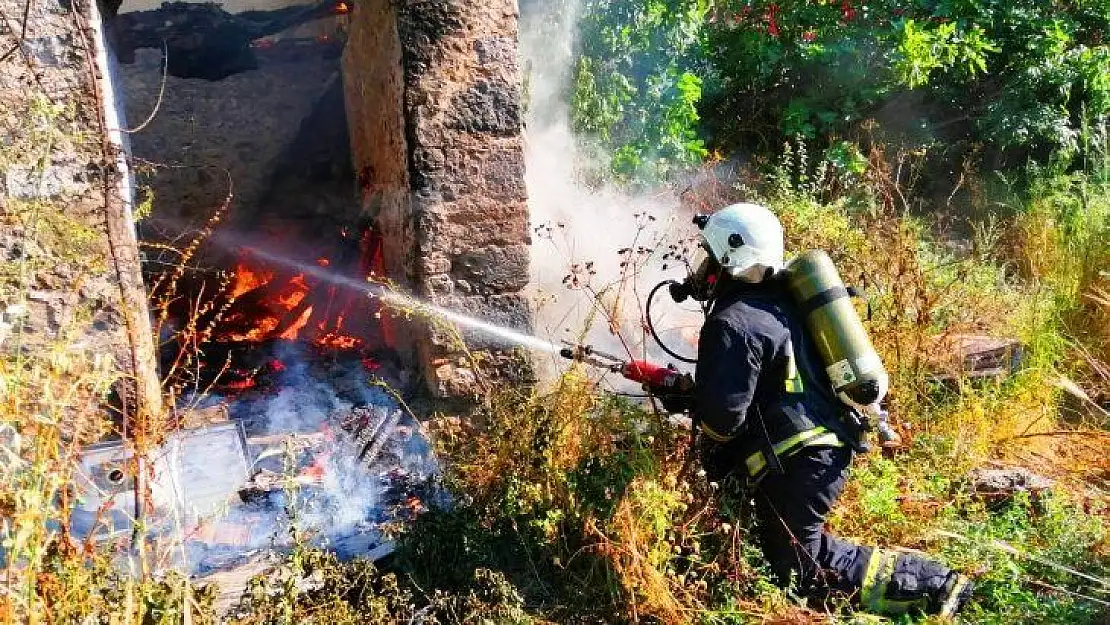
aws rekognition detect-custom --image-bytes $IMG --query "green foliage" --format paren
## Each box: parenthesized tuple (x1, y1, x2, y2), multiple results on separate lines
(699, 0, 1110, 170)
(571, 0, 711, 183)
(893, 19, 997, 88)
(936, 493, 1108, 625)
(702, 1, 901, 151)
(233, 548, 534, 624)
(852, 457, 909, 530)
(567, 0, 1109, 182)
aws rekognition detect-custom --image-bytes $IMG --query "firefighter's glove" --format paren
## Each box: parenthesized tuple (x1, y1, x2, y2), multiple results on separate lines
(695, 434, 734, 484)
(646, 386, 693, 414)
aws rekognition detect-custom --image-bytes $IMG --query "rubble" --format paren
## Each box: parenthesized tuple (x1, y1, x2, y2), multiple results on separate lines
(930, 334, 1024, 383)
(111, 0, 346, 79)
(968, 465, 1055, 506)
(74, 350, 441, 577)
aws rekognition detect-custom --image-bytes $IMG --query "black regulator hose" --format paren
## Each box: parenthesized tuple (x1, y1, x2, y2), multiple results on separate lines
(646, 279, 699, 364)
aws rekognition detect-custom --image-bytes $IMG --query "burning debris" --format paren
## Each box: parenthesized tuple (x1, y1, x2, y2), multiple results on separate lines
(73, 361, 439, 575)
(80, 220, 433, 576)
(156, 223, 391, 398)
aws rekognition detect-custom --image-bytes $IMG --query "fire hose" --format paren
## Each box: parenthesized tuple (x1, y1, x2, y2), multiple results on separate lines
(645, 279, 702, 364)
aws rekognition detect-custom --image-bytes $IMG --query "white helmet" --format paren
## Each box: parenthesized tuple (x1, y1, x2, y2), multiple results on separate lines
(695, 203, 784, 282)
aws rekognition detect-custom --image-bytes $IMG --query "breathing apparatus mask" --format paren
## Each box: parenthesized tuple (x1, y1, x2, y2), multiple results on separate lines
(666, 209, 779, 304)
(667, 247, 720, 305)
(646, 210, 772, 362)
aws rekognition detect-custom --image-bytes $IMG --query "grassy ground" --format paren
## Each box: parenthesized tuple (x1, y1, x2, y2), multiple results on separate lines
(1, 150, 1108, 623)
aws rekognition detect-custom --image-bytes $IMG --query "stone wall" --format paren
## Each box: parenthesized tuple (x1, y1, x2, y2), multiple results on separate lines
(119, 47, 351, 238)
(0, 0, 532, 407)
(0, 0, 161, 418)
(344, 0, 532, 398)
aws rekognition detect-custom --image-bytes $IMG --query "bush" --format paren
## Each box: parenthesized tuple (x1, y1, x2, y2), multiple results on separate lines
(571, 0, 712, 184)
(569, 1, 1110, 184)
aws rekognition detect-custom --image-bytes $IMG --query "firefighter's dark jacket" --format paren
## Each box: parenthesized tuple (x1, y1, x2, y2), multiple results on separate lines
(694, 278, 847, 464)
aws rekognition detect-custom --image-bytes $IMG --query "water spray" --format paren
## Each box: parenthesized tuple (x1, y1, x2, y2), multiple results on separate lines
(239, 244, 563, 355)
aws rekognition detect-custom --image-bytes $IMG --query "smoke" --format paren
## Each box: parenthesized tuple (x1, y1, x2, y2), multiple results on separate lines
(70, 343, 438, 575)
(520, 1, 704, 381)
(186, 344, 438, 568)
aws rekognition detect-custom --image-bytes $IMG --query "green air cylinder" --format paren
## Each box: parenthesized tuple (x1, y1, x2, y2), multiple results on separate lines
(785, 250, 888, 409)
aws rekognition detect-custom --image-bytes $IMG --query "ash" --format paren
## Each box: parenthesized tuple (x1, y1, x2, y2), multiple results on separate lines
(187, 345, 441, 574)
(73, 343, 442, 576)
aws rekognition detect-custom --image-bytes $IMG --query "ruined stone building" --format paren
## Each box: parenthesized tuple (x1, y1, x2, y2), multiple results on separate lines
(0, 0, 533, 414)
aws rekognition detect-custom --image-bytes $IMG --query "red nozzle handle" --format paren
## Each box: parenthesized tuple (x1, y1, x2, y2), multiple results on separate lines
(622, 360, 674, 387)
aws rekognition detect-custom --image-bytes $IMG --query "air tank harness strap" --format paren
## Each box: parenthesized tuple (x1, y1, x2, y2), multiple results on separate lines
(743, 425, 843, 478)
(796, 285, 850, 318)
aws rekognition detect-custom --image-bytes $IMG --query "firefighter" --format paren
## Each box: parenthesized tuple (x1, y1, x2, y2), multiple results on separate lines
(656, 203, 974, 617)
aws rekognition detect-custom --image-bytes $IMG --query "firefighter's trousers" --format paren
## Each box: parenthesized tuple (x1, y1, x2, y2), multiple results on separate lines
(751, 446, 954, 613)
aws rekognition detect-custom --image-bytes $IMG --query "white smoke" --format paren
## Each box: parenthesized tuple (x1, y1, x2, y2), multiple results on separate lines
(206, 345, 436, 564)
(66, 344, 438, 575)
(520, 1, 704, 383)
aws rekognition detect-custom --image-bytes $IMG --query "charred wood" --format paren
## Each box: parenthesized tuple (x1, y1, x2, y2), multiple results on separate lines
(111, 0, 346, 79)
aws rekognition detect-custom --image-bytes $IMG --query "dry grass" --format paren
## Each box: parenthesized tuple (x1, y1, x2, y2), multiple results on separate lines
(2, 143, 1108, 624)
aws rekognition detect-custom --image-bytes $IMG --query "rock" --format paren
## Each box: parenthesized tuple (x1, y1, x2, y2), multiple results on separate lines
(4, 162, 87, 199)
(930, 334, 1024, 383)
(968, 465, 1054, 506)
(447, 78, 521, 135)
(21, 35, 73, 68)
(177, 404, 230, 429)
(345, 0, 531, 399)
(474, 36, 515, 66)
(451, 244, 530, 293)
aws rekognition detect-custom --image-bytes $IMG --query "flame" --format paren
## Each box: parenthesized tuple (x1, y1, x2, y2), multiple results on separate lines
(223, 376, 257, 391)
(332, 1, 349, 14)
(276, 274, 310, 309)
(314, 331, 362, 350)
(279, 306, 315, 340)
(211, 232, 387, 378)
(226, 316, 280, 342)
(229, 263, 274, 299)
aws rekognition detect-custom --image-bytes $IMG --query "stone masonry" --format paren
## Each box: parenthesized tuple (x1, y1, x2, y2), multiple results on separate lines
(344, 0, 532, 398)
(1, 0, 532, 407)
(0, 0, 161, 418)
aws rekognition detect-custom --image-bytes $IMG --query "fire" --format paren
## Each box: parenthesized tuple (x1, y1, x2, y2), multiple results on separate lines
(223, 376, 257, 391)
(278, 306, 315, 340)
(221, 255, 319, 343)
(200, 230, 391, 393)
(276, 274, 310, 309)
(227, 316, 280, 342)
(314, 331, 362, 350)
(220, 251, 370, 347)
(229, 263, 274, 299)
(332, 1, 349, 14)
